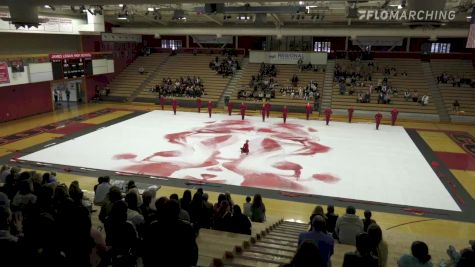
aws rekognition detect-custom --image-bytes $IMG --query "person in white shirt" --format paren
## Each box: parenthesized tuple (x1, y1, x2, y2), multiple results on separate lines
(243, 196, 252, 217)
(138, 66, 145, 74)
(94, 176, 111, 206)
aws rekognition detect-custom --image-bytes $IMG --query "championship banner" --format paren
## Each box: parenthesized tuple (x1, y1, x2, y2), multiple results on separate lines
(0, 61, 10, 84)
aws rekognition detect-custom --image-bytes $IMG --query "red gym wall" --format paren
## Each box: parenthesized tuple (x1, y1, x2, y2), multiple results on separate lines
(0, 81, 53, 123)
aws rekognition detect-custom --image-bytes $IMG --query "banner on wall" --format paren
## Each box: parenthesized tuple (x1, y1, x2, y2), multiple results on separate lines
(0, 62, 10, 84)
(250, 51, 328, 65)
(101, 33, 142, 43)
(192, 35, 233, 44)
(49, 53, 93, 60)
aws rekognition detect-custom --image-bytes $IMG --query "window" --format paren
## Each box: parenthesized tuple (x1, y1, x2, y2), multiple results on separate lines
(314, 41, 331, 53)
(431, 43, 451, 53)
(161, 40, 182, 50)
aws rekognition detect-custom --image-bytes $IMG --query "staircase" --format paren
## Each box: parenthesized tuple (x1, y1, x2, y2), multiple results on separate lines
(421, 62, 450, 122)
(321, 60, 336, 110)
(218, 58, 249, 108)
(128, 54, 170, 102)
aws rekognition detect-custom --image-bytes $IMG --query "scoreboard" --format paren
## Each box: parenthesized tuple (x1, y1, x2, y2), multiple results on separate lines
(50, 53, 94, 80)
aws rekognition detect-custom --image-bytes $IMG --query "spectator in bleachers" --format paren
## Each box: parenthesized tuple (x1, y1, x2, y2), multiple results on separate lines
(243, 196, 252, 217)
(398, 241, 433, 267)
(325, 205, 339, 235)
(126, 180, 142, 206)
(453, 100, 460, 113)
(412, 91, 419, 102)
(12, 179, 37, 212)
(138, 66, 145, 75)
(189, 191, 205, 229)
(404, 90, 411, 101)
(342, 233, 379, 267)
(335, 206, 364, 245)
(368, 224, 388, 267)
(94, 176, 111, 206)
(292, 74, 299, 87)
(170, 193, 190, 222)
(104, 200, 139, 267)
(446, 240, 475, 267)
(143, 199, 198, 267)
(213, 200, 232, 232)
(298, 215, 334, 267)
(180, 190, 192, 213)
(230, 205, 251, 235)
(250, 194, 266, 223)
(309, 205, 327, 230)
(125, 191, 145, 231)
(0, 203, 20, 267)
(153, 76, 204, 98)
(284, 240, 324, 267)
(99, 186, 122, 224)
(420, 95, 430, 106)
(363, 210, 376, 232)
(139, 190, 157, 225)
(201, 193, 214, 229)
(0, 165, 10, 183)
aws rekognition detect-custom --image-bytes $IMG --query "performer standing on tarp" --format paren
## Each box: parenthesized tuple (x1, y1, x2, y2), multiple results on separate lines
(305, 102, 312, 120)
(172, 98, 177, 115)
(240, 102, 246, 120)
(391, 108, 399, 126)
(375, 112, 383, 130)
(207, 101, 213, 118)
(241, 140, 249, 155)
(324, 108, 333, 126)
(283, 105, 288, 123)
(197, 97, 202, 113)
(348, 107, 354, 123)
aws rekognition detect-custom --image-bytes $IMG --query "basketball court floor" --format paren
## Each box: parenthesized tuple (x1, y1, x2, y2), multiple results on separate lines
(1, 102, 475, 263)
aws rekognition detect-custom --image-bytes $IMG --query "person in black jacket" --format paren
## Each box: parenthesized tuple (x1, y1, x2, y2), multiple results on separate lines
(143, 199, 198, 267)
(230, 205, 251, 235)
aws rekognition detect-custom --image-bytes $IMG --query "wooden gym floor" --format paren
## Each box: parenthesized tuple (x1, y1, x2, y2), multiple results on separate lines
(1, 102, 475, 265)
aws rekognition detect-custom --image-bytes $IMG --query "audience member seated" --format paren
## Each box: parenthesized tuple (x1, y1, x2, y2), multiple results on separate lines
(138, 66, 145, 75)
(230, 205, 251, 235)
(342, 232, 379, 267)
(104, 200, 139, 267)
(170, 193, 191, 222)
(363, 210, 376, 232)
(250, 194, 266, 222)
(99, 186, 123, 224)
(209, 56, 241, 77)
(335, 206, 364, 245)
(309, 205, 326, 230)
(325, 205, 339, 236)
(93, 176, 111, 206)
(243, 196, 252, 217)
(398, 241, 433, 267)
(143, 199, 198, 267)
(452, 100, 460, 113)
(153, 76, 204, 98)
(298, 215, 335, 267)
(283, 240, 325, 267)
(213, 200, 233, 232)
(368, 224, 388, 267)
(446, 240, 475, 267)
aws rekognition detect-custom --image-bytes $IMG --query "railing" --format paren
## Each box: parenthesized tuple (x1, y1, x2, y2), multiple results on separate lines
(150, 47, 246, 55)
(331, 50, 473, 60)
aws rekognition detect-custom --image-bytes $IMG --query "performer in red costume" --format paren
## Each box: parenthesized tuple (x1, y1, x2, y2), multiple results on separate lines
(261, 104, 266, 122)
(207, 101, 213, 118)
(159, 96, 165, 110)
(282, 105, 288, 123)
(265, 102, 271, 118)
(227, 101, 233, 116)
(375, 112, 383, 130)
(240, 140, 249, 155)
(391, 108, 399, 126)
(240, 102, 246, 120)
(172, 98, 177, 115)
(305, 102, 312, 120)
(197, 97, 202, 113)
(348, 107, 354, 123)
(324, 108, 332, 126)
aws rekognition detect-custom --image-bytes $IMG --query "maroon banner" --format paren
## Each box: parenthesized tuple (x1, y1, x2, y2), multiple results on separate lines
(49, 53, 93, 60)
(0, 61, 10, 84)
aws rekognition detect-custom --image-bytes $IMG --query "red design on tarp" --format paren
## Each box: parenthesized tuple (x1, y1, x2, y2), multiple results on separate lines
(114, 119, 337, 193)
(312, 174, 340, 184)
(113, 153, 137, 160)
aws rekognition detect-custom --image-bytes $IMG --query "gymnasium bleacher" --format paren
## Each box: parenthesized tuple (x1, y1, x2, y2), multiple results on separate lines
(430, 59, 475, 116)
(107, 53, 169, 100)
(230, 63, 326, 108)
(135, 54, 238, 103)
(331, 58, 439, 115)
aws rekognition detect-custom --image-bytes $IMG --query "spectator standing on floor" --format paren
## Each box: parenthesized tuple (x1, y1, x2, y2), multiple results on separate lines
(93, 176, 111, 206)
(250, 194, 266, 222)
